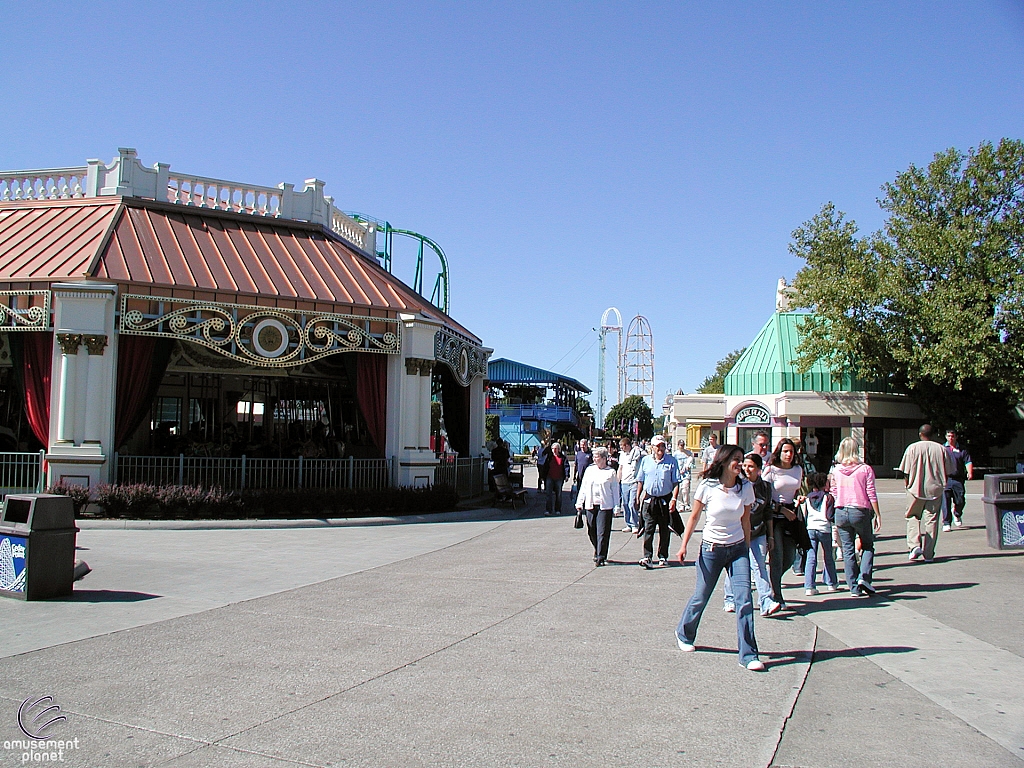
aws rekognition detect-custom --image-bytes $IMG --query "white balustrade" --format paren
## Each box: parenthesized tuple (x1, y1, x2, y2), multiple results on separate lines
(166, 172, 283, 217)
(0, 150, 374, 253)
(331, 208, 369, 251)
(0, 168, 89, 201)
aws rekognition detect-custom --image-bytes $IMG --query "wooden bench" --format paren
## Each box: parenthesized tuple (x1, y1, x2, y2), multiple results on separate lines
(493, 473, 528, 509)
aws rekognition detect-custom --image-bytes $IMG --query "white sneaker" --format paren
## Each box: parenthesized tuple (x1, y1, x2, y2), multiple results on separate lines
(723, 603, 736, 613)
(744, 659, 766, 672)
(621, 526, 632, 532)
(909, 546, 924, 561)
(676, 638, 695, 652)
(954, 517, 963, 527)
(805, 588, 818, 596)
(942, 524, 952, 532)
(823, 585, 839, 593)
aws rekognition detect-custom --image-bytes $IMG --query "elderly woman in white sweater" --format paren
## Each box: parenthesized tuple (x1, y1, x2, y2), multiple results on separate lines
(576, 446, 621, 566)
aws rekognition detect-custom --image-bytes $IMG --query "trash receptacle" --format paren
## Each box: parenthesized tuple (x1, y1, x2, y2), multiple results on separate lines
(0, 493, 78, 600)
(981, 474, 1024, 550)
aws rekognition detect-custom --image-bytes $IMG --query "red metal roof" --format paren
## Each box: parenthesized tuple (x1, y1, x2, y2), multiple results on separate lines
(0, 197, 478, 341)
(0, 199, 120, 281)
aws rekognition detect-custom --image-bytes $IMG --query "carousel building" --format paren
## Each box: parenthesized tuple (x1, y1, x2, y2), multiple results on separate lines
(0, 149, 490, 491)
(670, 282, 924, 476)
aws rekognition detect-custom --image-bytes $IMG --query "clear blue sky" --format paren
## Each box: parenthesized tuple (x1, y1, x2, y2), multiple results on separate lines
(3, 1, 1022, 407)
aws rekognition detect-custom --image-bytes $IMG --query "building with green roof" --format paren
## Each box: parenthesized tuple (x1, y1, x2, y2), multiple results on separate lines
(670, 300, 923, 476)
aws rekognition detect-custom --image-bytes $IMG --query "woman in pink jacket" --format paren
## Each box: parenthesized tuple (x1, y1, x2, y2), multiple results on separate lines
(829, 438, 881, 597)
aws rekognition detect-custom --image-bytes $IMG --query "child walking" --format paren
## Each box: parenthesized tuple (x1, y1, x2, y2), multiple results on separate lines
(803, 472, 839, 595)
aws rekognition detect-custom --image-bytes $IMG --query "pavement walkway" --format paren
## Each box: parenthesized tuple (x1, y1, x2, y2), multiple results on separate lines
(0, 478, 1021, 767)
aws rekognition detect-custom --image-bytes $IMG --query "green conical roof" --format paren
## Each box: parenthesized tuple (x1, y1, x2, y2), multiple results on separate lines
(724, 312, 871, 396)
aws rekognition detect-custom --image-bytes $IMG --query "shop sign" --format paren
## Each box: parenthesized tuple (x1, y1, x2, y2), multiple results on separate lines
(735, 405, 771, 425)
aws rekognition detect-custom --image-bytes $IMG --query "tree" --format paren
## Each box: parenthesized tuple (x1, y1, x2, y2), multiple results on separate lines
(485, 414, 501, 445)
(696, 349, 746, 394)
(790, 139, 1024, 454)
(605, 395, 654, 441)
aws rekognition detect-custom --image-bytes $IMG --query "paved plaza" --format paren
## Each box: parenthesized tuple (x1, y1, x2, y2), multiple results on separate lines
(1, 477, 1023, 767)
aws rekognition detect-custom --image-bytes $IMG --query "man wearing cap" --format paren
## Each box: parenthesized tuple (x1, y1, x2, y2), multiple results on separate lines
(635, 435, 681, 568)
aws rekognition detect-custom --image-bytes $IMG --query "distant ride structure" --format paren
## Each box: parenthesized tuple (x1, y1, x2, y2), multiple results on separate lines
(346, 212, 450, 315)
(623, 315, 655, 412)
(596, 308, 623, 429)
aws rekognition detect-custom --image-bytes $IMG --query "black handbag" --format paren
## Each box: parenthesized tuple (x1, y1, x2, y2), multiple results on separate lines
(779, 502, 812, 550)
(573, 510, 585, 529)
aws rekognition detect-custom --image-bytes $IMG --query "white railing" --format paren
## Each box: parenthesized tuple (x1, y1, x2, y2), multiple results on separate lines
(330, 207, 371, 251)
(0, 451, 46, 498)
(166, 172, 283, 217)
(0, 168, 89, 201)
(114, 454, 393, 491)
(0, 149, 375, 254)
(434, 456, 489, 498)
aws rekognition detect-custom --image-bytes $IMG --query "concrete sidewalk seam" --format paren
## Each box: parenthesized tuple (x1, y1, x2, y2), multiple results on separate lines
(764, 624, 817, 768)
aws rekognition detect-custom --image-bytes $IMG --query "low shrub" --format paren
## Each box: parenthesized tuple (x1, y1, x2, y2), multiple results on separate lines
(46, 481, 92, 516)
(90, 483, 459, 520)
(93, 484, 161, 519)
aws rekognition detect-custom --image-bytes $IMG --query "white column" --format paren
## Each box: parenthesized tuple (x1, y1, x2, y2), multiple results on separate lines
(468, 375, 485, 456)
(48, 283, 118, 489)
(55, 334, 82, 443)
(402, 357, 422, 450)
(418, 360, 433, 450)
(83, 334, 110, 443)
(389, 315, 440, 487)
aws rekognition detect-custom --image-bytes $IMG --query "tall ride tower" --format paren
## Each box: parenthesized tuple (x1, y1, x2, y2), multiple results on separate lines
(623, 315, 655, 411)
(596, 308, 623, 428)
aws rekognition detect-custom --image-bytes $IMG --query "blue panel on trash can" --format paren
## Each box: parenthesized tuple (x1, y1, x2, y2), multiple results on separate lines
(1001, 510, 1024, 547)
(0, 534, 27, 594)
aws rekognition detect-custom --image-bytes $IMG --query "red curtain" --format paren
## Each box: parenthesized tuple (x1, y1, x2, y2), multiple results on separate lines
(356, 353, 388, 455)
(115, 336, 173, 449)
(22, 332, 53, 447)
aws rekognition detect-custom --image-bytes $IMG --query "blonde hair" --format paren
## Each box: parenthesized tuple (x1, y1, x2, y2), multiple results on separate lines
(835, 437, 862, 465)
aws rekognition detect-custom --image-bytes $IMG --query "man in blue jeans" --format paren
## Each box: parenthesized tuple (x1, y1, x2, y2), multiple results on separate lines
(942, 430, 973, 532)
(618, 437, 642, 534)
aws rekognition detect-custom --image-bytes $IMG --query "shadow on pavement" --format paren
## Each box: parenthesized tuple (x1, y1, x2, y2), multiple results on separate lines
(57, 590, 162, 603)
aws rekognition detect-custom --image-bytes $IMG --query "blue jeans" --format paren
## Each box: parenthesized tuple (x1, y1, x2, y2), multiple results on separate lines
(723, 535, 775, 614)
(805, 529, 838, 589)
(943, 480, 966, 525)
(677, 540, 759, 665)
(621, 482, 638, 528)
(836, 506, 875, 590)
(545, 477, 564, 512)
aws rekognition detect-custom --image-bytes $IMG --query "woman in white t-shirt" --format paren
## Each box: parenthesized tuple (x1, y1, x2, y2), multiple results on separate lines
(675, 444, 764, 671)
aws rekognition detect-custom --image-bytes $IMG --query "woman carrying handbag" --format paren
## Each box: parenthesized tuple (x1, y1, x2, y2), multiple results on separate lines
(575, 447, 621, 566)
(763, 438, 806, 611)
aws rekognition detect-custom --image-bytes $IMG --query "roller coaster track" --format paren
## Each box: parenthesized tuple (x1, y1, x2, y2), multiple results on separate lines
(345, 213, 450, 315)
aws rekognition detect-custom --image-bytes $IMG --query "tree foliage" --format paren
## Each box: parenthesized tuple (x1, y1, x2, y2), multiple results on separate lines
(696, 349, 747, 394)
(604, 395, 654, 440)
(791, 138, 1024, 453)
